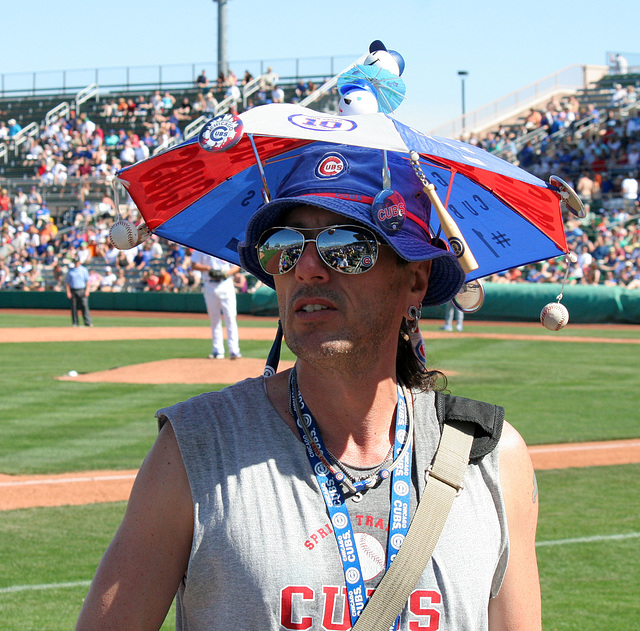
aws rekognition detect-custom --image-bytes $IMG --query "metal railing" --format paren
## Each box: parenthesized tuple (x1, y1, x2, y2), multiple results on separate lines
(45, 102, 70, 127)
(493, 94, 640, 163)
(75, 83, 99, 114)
(152, 136, 180, 156)
(0, 55, 356, 101)
(184, 115, 207, 139)
(242, 76, 263, 109)
(604, 51, 640, 75)
(11, 122, 39, 155)
(428, 64, 609, 138)
(0, 143, 7, 164)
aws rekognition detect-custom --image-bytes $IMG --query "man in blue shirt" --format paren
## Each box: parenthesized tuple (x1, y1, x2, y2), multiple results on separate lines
(65, 257, 93, 326)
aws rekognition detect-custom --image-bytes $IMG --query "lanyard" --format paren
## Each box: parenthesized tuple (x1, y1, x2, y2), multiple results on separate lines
(289, 371, 413, 628)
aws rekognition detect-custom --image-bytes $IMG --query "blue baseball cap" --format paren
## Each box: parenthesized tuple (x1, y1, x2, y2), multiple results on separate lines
(238, 143, 465, 307)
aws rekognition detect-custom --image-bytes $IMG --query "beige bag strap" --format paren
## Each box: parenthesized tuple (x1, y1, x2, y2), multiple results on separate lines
(352, 420, 475, 631)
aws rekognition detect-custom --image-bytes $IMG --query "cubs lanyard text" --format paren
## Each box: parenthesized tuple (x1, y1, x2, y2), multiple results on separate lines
(289, 370, 413, 629)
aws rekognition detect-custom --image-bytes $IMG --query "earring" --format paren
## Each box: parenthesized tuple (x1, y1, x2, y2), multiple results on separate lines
(407, 305, 421, 333)
(406, 305, 426, 366)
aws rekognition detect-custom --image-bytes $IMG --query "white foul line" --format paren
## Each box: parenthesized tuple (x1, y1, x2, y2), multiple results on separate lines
(0, 580, 91, 594)
(0, 474, 137, 487)
(536, 532, 640, 547)
(2, 534, 638, 595)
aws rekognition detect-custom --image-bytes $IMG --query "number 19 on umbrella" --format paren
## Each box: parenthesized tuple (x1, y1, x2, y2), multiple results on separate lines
(409, 151, 478, 275)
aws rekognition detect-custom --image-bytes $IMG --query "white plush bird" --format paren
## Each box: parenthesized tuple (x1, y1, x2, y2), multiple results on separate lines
(338, 80, 379, 116)
(364, 40, 405, 77)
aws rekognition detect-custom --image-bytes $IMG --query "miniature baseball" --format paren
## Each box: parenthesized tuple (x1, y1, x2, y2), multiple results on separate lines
(540, 302, 569, 331)
(109, 219, 139, 250)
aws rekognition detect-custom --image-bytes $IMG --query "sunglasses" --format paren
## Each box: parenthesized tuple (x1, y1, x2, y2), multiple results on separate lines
(256, 225, 379, 276)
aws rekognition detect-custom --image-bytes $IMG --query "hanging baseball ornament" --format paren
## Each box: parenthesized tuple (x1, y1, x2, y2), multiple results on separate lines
(198, 114, 244, 153)
(539, 252, 574, 331)
(109, 219, 139, 250)
(540, 301, 569, 331)
(109, 219, 151, 250)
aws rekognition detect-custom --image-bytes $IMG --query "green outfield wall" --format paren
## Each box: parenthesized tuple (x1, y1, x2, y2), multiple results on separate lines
(2, 283, 640, 324)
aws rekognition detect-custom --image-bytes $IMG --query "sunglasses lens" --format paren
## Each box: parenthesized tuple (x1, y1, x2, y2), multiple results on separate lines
(257, 226, 379, 276)
(257, 228, 304, 275)
(317, 227, 378, 274)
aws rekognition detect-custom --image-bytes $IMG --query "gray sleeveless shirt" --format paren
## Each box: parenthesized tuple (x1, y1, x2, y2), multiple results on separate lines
(157, 376, 509, 630)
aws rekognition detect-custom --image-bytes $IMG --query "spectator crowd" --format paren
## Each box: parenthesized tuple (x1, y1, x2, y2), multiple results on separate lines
(1, 65, 639, 294)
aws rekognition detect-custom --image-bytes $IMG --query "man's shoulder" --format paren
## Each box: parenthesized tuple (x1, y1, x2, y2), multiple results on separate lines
(432, 390, 505, 461)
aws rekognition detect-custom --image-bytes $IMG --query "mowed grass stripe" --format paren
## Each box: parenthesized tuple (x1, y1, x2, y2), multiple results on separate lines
(1, 531, 637, 595)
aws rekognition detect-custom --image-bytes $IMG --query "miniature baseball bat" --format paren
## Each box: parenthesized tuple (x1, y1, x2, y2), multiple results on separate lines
(422, 182, 479, 274)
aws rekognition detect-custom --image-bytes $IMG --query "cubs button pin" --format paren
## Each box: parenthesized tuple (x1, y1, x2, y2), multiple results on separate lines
(372, 189, 406, 234)
(198, 114, 244, 152)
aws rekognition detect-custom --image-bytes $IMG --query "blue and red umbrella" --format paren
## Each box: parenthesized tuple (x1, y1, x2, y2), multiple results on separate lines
(117, 103, 569, 284)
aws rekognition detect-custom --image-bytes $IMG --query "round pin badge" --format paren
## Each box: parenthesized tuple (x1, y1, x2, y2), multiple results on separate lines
(372, 189, 406, 233)
(453, 279, 485, 313)
(198, 114, 244, 152)
(448, 236, 465, 258)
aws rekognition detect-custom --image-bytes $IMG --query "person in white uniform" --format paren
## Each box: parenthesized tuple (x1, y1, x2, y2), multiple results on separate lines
(190, 250, 242, 359)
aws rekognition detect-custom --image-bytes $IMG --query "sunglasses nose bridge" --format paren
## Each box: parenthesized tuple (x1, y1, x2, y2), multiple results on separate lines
(295, 234, 332, 277)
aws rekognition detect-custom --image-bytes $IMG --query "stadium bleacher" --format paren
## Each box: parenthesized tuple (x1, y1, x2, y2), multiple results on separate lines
(1, 58, 639, 296)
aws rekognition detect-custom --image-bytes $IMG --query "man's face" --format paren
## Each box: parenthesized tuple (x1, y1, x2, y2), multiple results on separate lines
(272, 205, 430, 374)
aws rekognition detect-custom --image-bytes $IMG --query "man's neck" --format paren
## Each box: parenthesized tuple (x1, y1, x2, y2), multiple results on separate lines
(293, 361, 400, 468)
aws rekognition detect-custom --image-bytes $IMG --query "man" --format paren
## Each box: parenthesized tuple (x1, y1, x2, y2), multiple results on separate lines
(441, 300, 464, 332)
(195, 69, 209, 89)
(621, 172, 638, 211)
(190, 250, 242, 359)
(0, 188, 11, 225)
(65, 256, 92, 327)
(261, 65, 279, 90)
(77, 144, 540, 629)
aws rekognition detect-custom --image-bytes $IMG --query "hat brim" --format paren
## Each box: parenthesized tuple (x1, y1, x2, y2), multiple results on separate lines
(238, 195, 465, 307)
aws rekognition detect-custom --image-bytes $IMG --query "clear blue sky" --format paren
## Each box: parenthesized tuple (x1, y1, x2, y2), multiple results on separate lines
(1, 0, 638, 131)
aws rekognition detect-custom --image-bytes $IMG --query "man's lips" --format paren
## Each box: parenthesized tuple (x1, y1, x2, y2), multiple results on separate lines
(294, 298, 336, 314)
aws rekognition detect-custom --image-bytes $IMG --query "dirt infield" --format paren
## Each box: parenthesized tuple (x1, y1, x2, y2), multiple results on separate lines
(1, 312, 638, 511)
(2, 439, 638, 511)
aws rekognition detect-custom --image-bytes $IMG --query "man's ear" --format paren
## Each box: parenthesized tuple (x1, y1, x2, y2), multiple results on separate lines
(406, 260, 432, 307)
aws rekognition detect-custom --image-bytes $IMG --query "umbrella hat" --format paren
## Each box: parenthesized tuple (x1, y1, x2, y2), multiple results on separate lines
(117, 103, 568, 295)
(238, 143, 466, 307)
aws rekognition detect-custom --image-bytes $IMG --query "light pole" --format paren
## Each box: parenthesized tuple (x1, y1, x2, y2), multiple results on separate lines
(457, 70, 469, 136)
(213, 0, 228, 80)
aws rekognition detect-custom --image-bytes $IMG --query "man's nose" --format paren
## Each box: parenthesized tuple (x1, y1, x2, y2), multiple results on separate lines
(294, 240, 330, 282)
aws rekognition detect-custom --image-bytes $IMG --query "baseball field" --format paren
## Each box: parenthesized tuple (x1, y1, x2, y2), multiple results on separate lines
(0, 308, 638, 630)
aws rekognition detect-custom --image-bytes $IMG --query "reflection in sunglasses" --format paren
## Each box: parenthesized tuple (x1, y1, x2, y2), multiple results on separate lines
(257, 226, 379, 276)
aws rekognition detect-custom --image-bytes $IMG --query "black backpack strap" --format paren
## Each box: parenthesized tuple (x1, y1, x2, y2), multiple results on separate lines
(434, 391, 505, 462)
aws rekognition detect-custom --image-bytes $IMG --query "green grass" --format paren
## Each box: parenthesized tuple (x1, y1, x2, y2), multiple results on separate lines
(425, 336, 639, 445)
(0, 312, 638, 629)
(536, 465, 640, 630)
(0, 466, 636, 630)
(423, 319, 640, 340)
(0, 309, 279, 329)
(0, 337, 288, 474)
